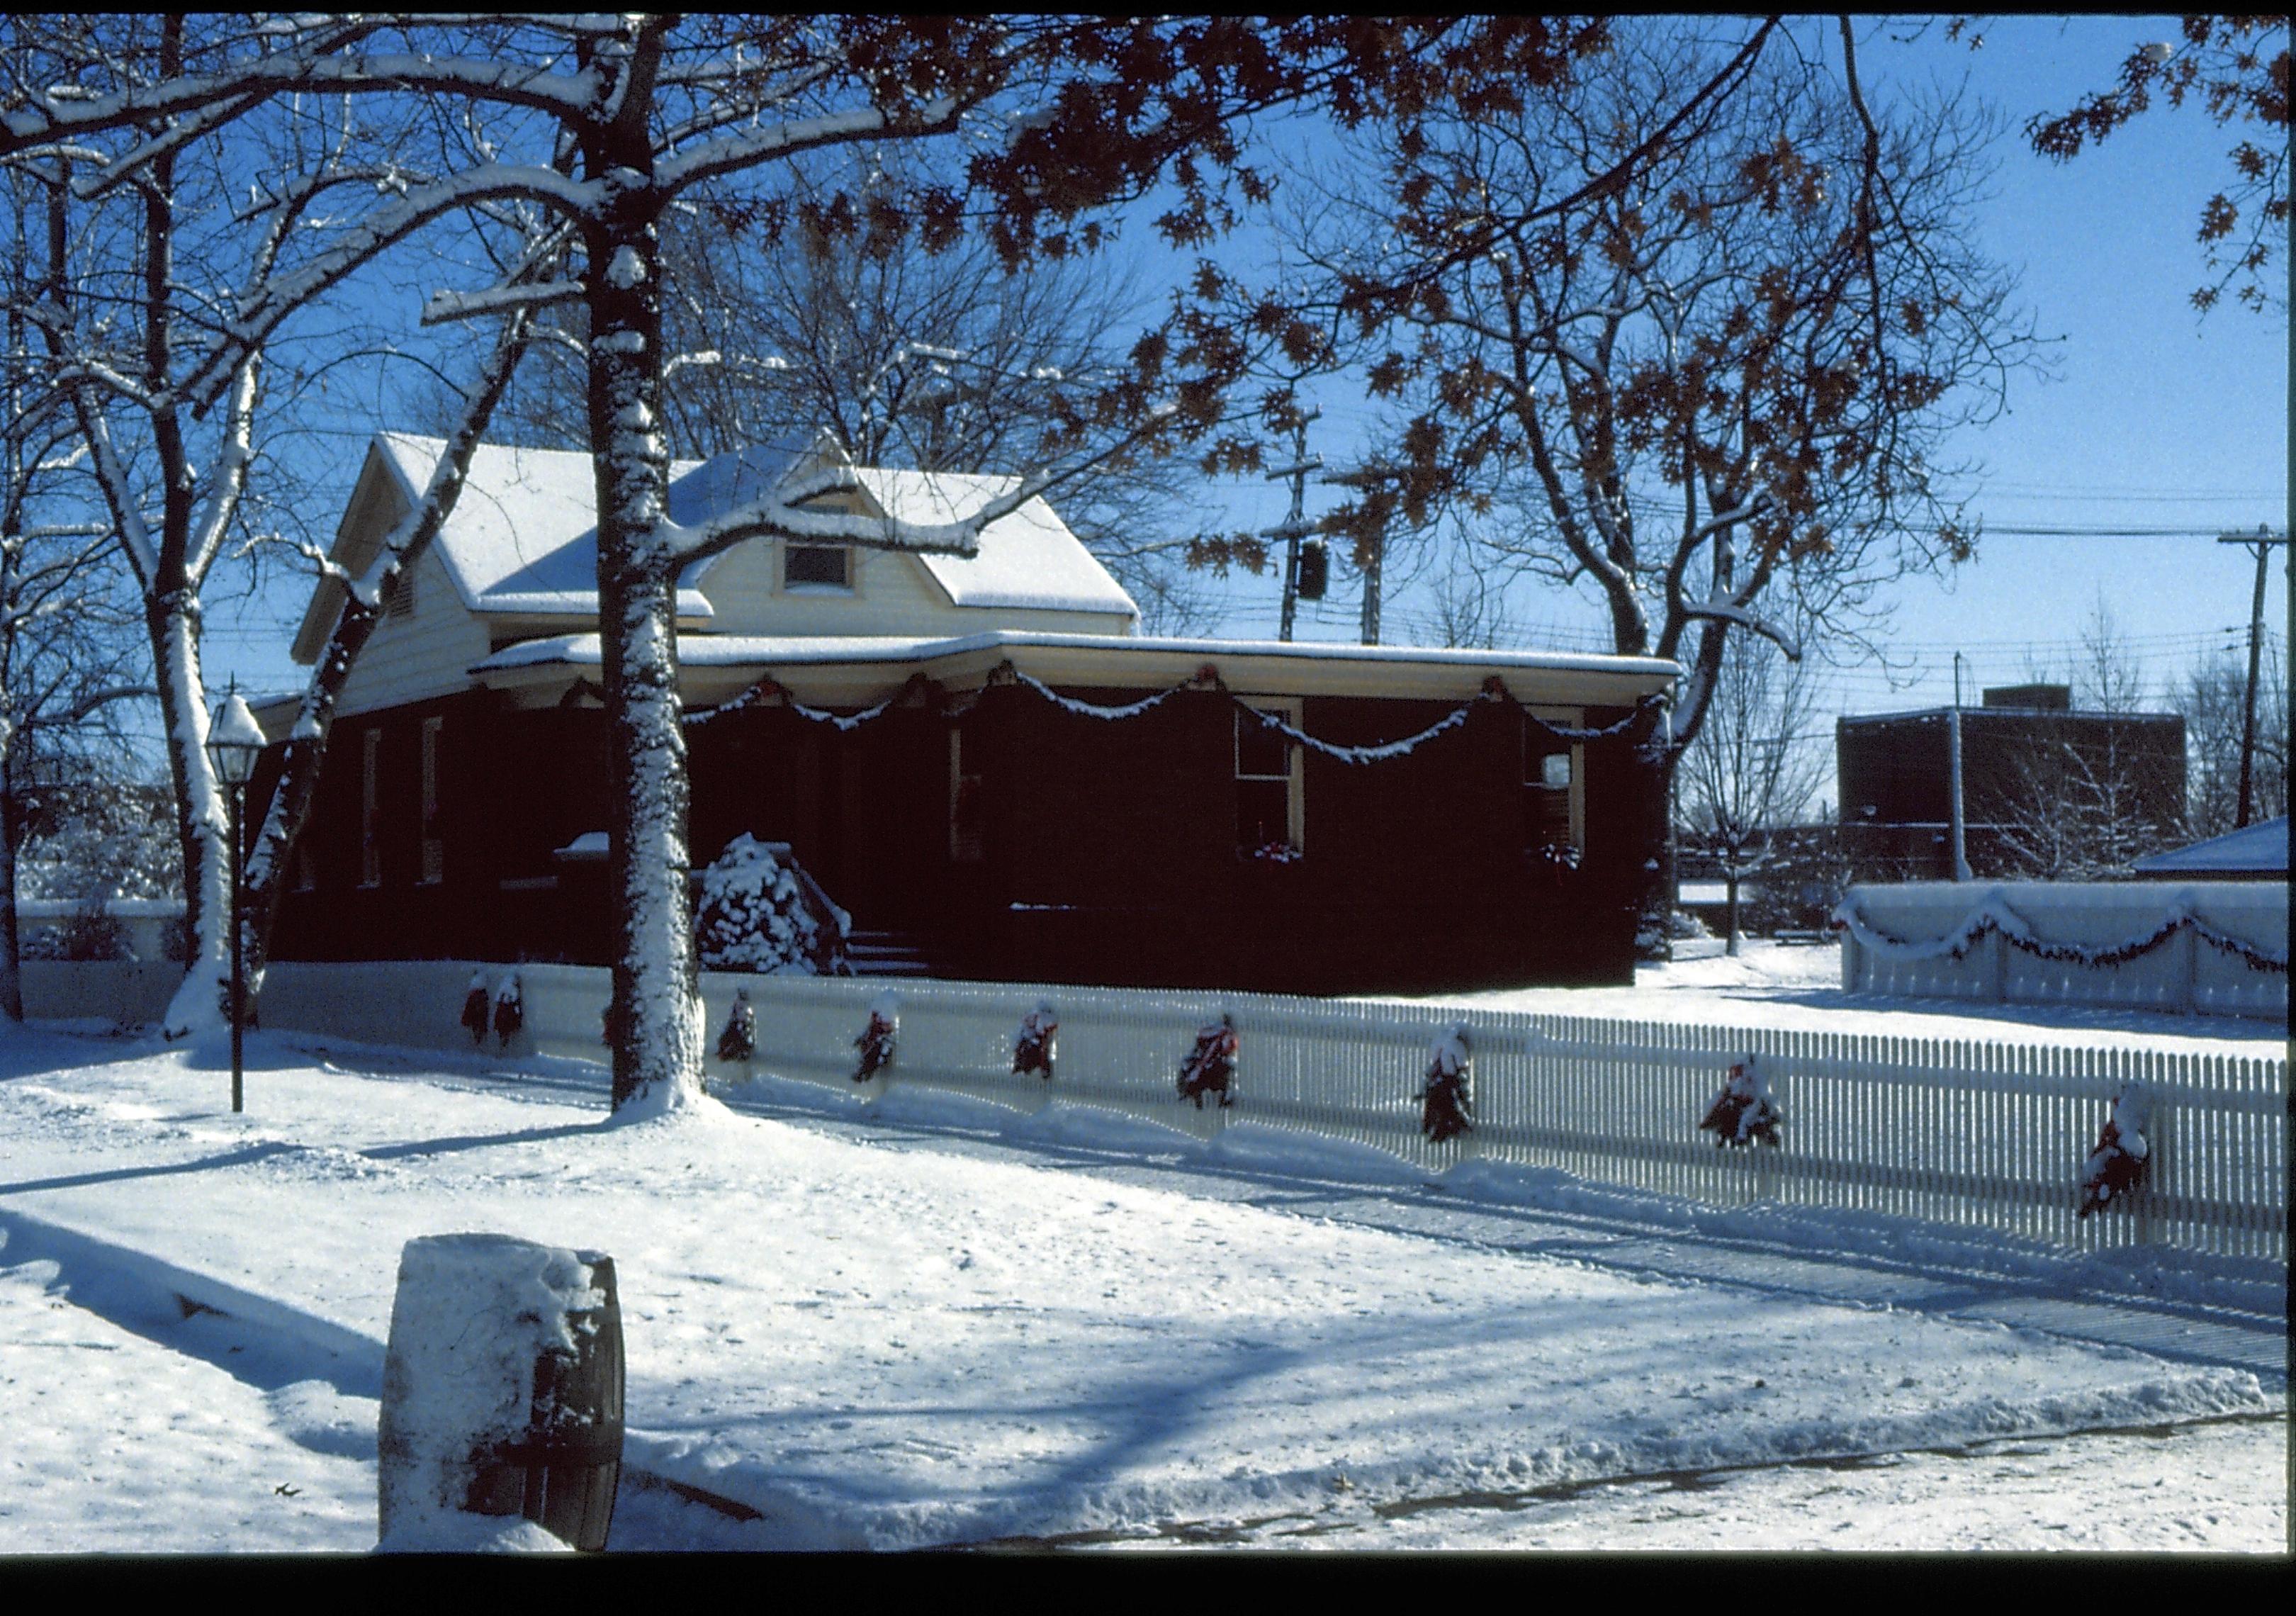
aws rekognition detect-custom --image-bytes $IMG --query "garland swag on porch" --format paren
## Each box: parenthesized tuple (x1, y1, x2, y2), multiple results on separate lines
(684, 661, 1662, 763)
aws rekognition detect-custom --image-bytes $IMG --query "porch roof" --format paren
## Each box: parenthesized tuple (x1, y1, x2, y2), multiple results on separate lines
(471, 629, 1679, 709)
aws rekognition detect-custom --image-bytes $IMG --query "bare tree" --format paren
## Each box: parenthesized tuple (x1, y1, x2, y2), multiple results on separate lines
(4, 16, 1600, 1110)
(1228, 17, 2035, 955)
(1988, 721, 2186, 879)
(1678, 632, 1828, 953)
(2184, 638, 2289, 837)
(0, 150, 152, 1019)
(485, 158, 1222, 632)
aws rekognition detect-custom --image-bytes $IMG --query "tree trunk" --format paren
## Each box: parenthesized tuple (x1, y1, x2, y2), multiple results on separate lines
(585, 164, 704, 1113)
(150, 592, 231, 1039)
(1626, 705, 1677, 965)
(0, 770, 22, 1024)
(1724, 870, 1740, 956)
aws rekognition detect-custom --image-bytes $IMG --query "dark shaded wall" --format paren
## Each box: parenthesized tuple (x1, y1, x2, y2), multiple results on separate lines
(272, 683, 1655, 993)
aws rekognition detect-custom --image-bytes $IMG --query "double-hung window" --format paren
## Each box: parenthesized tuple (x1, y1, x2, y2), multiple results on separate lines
(1524, 717, 1582, 861)
(418, 717, 444, 885)
(359, 729, 383, 887)
(1235, 700, 1303, 858)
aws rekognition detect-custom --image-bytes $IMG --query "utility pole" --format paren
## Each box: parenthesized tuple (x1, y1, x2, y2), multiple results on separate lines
(1948, 653, 1971, 881)
(1261, 409, 1321, 643)
(2217, 526, 2287, 828)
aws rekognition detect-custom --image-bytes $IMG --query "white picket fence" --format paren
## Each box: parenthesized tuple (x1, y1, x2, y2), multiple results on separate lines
(253, 960, 2290, 1264)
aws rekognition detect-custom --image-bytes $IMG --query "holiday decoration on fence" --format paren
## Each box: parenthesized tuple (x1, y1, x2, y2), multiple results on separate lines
(490, 974, 523, 1050)
(1249, 839, 1304, 865)
(460, 971, 490, 1045)
(854, 993, 898, 1083)
(1832, 890, 2288, 975)
(693, 834, 850, 975)
(2077, 1089, 2154, 1220)
(1012, 1003, 1058, 1080)
(1177, 1015, 1238, 1109)
(1534, 841, 1582, 872)
(716, 988, 757, 1065)
(1699, 1054, 1782, 1148)
(1418, 1025, 1474, 1143)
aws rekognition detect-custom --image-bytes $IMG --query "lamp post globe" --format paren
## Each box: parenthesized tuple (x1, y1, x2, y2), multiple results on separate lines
(206, 688, 264, 1113)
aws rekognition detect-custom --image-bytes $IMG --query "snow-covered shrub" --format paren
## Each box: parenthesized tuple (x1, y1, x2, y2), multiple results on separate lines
(692, 834, 849, 975)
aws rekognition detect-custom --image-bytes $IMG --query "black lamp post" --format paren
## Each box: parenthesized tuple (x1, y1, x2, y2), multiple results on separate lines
(206, 685, 264, 1113)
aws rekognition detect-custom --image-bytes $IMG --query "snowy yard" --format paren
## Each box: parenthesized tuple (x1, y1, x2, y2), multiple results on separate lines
(0, 941, 2285, 1553)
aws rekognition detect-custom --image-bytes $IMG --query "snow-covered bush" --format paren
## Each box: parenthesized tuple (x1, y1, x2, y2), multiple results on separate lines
(692, 834, 849, 975)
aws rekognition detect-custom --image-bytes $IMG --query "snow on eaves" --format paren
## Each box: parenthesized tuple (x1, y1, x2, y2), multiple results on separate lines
(852, 468, 1137, 619)
(473, 628, 1682, 683)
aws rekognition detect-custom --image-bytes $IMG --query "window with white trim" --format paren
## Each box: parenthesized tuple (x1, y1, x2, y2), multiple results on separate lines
(1235, 700, 1303, 858)
(1524, 717, 1582, 860)
(418, 716, 444, 885)
(359, 729, 382, 887)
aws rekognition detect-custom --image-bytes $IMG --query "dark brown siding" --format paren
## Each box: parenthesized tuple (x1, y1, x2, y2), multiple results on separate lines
(272, 681, 1657, 992)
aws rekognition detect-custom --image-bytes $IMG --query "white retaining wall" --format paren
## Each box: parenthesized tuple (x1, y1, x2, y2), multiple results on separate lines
(1838, 882, 2287, 1022)
(247, 960, 2287, 1264)
(17, 960, 185, 1024)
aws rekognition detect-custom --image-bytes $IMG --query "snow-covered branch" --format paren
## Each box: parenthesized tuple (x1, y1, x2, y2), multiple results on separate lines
(421, 279, 585, 326)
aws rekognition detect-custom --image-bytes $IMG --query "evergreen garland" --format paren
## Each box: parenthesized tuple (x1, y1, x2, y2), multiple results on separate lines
(490, 973, 523, 1049)
(716, 988, 757, 1064)
(854, 994, 898, 1083)
(2078, 1090, 2154, 1219)
(1699, 1055, 1783, 1148)
(1418, 1025, 1474, 1143)
(459, 971, 490, 1045)
(1177, 1015, 1238, 1109)
(1012, 1004, 1057, 1080)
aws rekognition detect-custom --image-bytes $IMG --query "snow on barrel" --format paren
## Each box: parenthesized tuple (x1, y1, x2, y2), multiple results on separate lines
(377, 1233, 624, 1552)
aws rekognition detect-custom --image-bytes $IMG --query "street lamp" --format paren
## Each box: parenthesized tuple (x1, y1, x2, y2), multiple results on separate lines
(206, 684, 264, 1113)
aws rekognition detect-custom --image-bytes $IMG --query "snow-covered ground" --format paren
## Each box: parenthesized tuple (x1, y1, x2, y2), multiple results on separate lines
(0, 936, 2278, 1552)
(1407, 936, 2286, 1054)
(0, 942, 2284, 1553)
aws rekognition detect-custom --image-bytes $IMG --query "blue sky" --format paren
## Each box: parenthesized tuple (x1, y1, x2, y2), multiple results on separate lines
(201, 16, 2285, 763)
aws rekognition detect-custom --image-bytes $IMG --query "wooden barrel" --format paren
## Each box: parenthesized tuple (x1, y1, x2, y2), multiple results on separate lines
(463, 1253, 624, 1551)
(379, 1235, 626, 1552)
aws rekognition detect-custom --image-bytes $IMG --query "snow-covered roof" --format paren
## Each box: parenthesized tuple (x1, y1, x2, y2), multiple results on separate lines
(850, 468, 1137, 618)
(473, 628, 1679, 709)
(372, 432, 820, 618)
(2132, 817, 2288, 876)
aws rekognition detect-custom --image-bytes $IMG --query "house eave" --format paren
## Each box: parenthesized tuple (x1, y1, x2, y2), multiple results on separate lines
(471, 629, 1679, 710)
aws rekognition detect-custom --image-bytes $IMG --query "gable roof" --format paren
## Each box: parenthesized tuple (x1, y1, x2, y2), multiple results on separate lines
(293, 430, 1136, 663)
(2132, 816, 2288, 876)
(851, 468, 1138, 618)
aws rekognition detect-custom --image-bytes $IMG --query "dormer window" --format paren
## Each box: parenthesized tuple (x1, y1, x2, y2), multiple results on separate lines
(783, 542, 852, 591)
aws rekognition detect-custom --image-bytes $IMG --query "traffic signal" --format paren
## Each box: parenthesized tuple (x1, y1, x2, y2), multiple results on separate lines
(1295, 538, 1328, 601)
